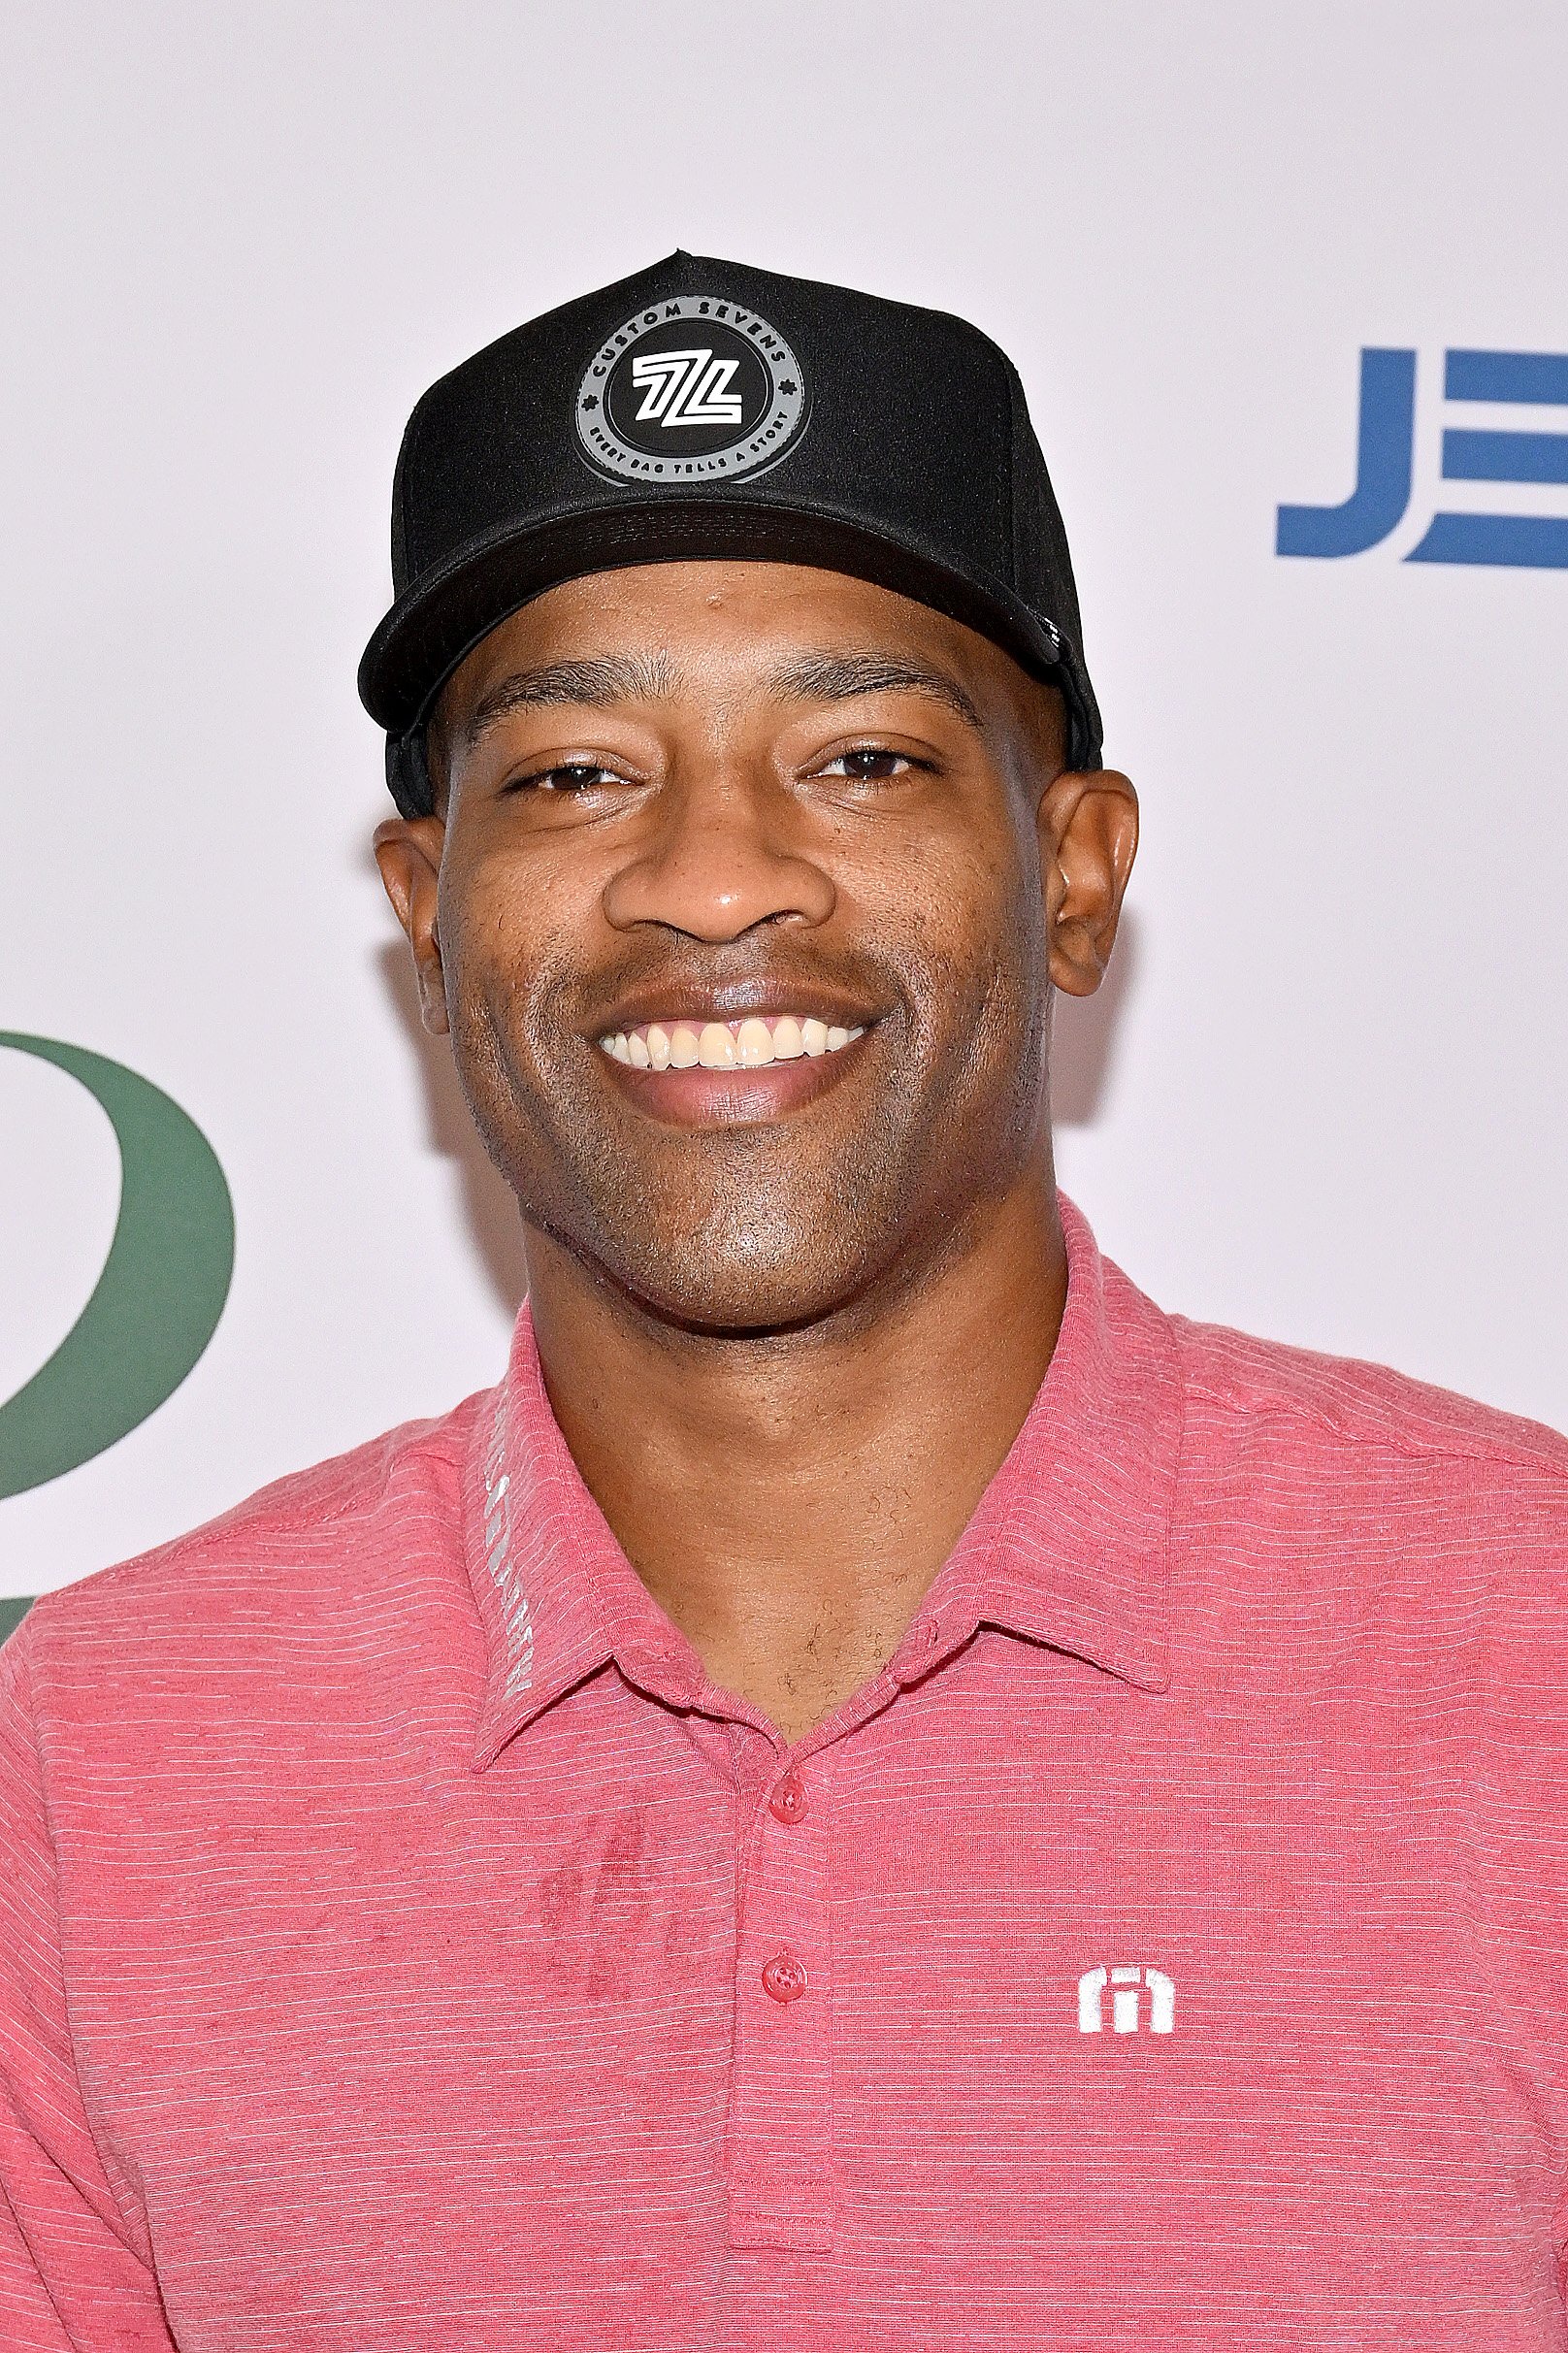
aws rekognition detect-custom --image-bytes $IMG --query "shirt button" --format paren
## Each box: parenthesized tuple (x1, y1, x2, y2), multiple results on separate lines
(922, 1617, 942, 1649)
(761, 1952, 809, 2005)
(768, 1770, 807, 1825)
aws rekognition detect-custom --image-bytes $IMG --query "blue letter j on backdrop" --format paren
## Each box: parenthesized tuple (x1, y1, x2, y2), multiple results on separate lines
(1278, 346, 1568, 566)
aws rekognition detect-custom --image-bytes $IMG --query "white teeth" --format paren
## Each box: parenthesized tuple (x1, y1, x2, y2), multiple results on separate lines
(600, 1015, 868, 1069)
(735, 1016, 774, 1067)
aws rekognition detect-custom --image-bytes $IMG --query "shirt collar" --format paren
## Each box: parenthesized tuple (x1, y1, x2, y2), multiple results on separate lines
(464, 1314, 682, 1771)
(889, 1193, 1178, 1697)
(464, 1194, 1179, 1769)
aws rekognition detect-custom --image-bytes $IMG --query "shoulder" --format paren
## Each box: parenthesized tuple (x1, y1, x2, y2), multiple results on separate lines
(9, 1389, 490, 1678)
(1167, 1308, 1568, 1541)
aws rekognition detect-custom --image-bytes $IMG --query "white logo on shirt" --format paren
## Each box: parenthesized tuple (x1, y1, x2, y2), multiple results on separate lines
(1078, 1965, 1174, 2034)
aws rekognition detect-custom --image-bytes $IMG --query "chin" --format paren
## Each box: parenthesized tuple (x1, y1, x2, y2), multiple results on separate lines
(599, 1225, 877, 1340)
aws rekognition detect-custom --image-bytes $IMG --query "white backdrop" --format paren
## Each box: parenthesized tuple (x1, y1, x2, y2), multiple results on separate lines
(3, 0, 1564, 1600)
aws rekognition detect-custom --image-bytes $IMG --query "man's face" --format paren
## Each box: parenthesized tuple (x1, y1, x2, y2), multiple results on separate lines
(376, 561, 1135, 1334)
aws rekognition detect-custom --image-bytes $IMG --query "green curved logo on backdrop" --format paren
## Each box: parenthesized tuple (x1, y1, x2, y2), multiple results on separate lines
(0, 1033, 235, 1502)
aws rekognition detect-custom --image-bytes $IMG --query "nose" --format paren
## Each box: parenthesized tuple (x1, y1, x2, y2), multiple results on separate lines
(600, 760, 835, 943)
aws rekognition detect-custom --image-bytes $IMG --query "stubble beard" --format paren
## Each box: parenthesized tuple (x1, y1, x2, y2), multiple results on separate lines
(447, 943, 1051, 1344)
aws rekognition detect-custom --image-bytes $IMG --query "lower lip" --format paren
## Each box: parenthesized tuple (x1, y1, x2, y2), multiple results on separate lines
(594, 1033, 871, 1127)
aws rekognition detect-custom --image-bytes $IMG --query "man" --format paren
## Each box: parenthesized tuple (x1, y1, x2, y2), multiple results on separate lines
(3, 251, 1566, 2352)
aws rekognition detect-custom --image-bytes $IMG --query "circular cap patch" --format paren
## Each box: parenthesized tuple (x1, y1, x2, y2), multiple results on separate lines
(576, 295, 807, 484)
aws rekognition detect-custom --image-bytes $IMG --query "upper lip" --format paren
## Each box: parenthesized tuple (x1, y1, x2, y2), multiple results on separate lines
(589, 979, 885, 1034)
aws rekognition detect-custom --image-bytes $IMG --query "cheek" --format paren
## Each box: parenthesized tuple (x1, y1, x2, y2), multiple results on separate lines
(437, 846, 598, 1032)
(855, 824, 1042, 1038)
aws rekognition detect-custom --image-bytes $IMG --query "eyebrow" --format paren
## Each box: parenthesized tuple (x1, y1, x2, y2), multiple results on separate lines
(460, 652, 677, 749)
(456, 641, 982, 752)
(766, 651, 983, 730)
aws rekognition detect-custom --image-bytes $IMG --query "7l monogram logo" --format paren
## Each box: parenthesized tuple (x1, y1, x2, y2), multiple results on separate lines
(1078, 1965, 1175, 2034)
(1277, 347, 1568, 568)
(631, 347, 744, 429)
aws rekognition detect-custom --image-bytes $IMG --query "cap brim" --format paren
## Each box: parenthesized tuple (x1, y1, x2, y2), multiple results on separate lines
(357, 498, 1100, 768)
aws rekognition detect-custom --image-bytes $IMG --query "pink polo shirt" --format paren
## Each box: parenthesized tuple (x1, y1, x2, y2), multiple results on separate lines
(4, 1198, 1568, 2350)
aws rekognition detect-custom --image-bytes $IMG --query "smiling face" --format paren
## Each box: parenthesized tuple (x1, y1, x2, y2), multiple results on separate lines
(375, 560, 1136, 1337)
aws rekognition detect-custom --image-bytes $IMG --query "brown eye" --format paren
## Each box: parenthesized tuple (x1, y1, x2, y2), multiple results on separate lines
(822, 747, 914, 782)
(504, 763, 620, 796)
(536, 764, 612, 793)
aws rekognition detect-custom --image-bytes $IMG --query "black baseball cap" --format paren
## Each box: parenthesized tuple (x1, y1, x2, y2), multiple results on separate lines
(359, 250, 1103, 816)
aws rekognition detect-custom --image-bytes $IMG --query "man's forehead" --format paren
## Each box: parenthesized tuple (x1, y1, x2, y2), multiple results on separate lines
(439, 559, 1049, 745)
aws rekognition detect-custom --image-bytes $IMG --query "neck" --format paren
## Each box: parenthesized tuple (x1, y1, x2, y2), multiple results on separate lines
(521, 1164, 1068, 1746)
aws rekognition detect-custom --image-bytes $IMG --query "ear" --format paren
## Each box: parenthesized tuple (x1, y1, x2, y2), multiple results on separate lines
(374, 817, 449, 1035)
(1037, 769, 1139, 997)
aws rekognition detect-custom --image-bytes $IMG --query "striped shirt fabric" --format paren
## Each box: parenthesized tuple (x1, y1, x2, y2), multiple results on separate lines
(3, 1196, 1568, 2349)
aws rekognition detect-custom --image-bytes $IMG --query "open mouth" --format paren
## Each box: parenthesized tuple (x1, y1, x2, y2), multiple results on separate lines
(593, 1011, 875, 1127)
(598, 1014, 865, 1070)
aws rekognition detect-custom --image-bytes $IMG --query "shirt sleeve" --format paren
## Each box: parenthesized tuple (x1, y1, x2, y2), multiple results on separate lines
(0, 1625, 177, 2350)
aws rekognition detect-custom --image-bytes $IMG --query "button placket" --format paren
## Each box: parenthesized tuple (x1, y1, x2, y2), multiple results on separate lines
(729, 1754, 834, 2251)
